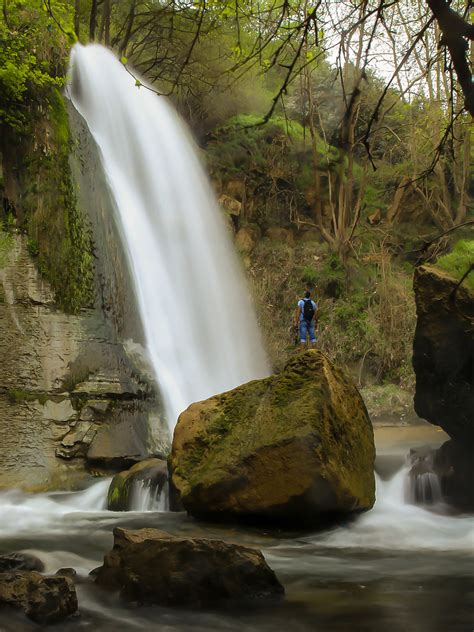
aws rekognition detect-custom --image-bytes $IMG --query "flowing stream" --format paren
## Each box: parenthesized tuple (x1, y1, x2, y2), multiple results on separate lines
(67, 43, 269, 431)
(0, 441, 472, 631)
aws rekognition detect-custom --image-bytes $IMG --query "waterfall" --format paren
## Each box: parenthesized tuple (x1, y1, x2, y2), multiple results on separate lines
(128, 479, 169, 512)
(67, 44, 269, 431)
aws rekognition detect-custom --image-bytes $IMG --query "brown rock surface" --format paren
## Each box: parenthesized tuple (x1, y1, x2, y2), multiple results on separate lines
(235, 225, 261, 253)
(0, 236, 169, 490)
(0, 571, 77, 623)
(170, 351, 375, 524)
(94, 527, 283, 606)
(265, 227, 295, 245)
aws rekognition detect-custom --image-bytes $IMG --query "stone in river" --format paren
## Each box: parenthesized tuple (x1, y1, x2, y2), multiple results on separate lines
(171, 350, 375, 524)
(94, 527, 284, 607)
(0, 571, 78, 623)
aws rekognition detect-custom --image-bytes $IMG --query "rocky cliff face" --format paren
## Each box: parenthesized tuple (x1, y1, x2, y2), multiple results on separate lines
(0, 235, 169, 490)
(0, 98, 169, 491)
(413, 265, 473, 444)
(412, 264, 473, 510)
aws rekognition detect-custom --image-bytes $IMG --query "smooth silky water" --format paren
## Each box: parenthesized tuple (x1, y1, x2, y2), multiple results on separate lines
(67, 43, 269, 432)
(0, 425, 472, 631)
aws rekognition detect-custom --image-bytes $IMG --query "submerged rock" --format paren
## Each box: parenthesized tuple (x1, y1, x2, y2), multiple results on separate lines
(94, 527, 283, 606)
(413, 265, 473, 444)
(0, 552, 44, 573)
(0, 571, 77, 623)
(170, 350, 375, 524)
(107, 457, 168, 511)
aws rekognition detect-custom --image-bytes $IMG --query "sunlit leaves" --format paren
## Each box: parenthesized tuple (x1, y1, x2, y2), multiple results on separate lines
(0, 0, 73, 129)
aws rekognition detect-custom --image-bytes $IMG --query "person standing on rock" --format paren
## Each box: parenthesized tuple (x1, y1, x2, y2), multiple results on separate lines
(295, 291, 318, 348)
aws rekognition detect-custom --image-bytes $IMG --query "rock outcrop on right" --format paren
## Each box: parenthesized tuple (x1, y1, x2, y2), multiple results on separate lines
(413, 265, 473, 444)
(412, 264, 473, 510)
(171, 350, 375, 524)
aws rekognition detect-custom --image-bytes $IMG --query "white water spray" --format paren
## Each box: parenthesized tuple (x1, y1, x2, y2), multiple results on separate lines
(67, 44, 269, 431)
(128, 479, 169, 512)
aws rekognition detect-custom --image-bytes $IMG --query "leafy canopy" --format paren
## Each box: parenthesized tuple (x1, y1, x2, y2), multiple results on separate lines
(0, 0, 74, 129)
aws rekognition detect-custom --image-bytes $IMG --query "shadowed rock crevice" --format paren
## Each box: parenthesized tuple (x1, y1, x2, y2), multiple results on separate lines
(412, 264, 473, 510)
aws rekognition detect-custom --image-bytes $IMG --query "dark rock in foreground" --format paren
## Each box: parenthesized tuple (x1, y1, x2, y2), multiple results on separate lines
(171, 350, 375, 524)
(413, 265, 473, 445)
(94, 527, 284, 606)
(0, 571, 77, 623)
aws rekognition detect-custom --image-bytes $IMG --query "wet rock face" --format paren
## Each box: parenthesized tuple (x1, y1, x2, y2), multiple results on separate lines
(407, 442, 474, 511)
(412, 265, 474, 445)
(171, 350, 375, 525)
(0, 235, 169, 490)
(0, 571, 78, 624)
(94, 527, 284, 607)
(0, 553, 44, 573)
(107, 458, 168, 511)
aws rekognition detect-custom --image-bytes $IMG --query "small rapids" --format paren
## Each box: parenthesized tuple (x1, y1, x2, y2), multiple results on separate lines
(128, 479, 169, 512)
(0, 466, 472, 549)
(0, 459, 472, 631)
(304, 468, 474, 552)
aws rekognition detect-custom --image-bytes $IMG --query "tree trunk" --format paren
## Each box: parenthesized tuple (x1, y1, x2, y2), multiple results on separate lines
(386, 176, 410, 224)
(74, 0, 80, 38)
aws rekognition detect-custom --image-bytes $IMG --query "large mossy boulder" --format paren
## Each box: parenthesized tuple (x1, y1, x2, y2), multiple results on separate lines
(170, 350, 375, 524)
(94, 527, 283, 607)
(413, 265, 473, 444)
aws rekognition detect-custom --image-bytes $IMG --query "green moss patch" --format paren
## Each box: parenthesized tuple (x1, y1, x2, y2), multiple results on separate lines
(435, 240, 474, 289)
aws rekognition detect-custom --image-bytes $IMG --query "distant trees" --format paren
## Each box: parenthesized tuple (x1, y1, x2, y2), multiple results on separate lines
(2, 0, 471, 252)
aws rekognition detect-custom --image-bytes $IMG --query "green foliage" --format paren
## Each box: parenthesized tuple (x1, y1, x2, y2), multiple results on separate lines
(7, 389, 48, 405)
(27, 238, 39, 257)
(48, 88, 70, 145)
(435, 240, 474, 289)
(299, 265, 318, 286)
(0, 0, 74, 130)
(319, 254, 345, 298)
(0, 229, 13, 268)
(247, 236, 415, 386)
(208, 114, 307, 176)
(0, 2, 94, 313)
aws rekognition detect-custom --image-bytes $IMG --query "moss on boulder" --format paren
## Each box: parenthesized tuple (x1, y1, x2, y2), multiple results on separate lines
(170, 350, 375, 524)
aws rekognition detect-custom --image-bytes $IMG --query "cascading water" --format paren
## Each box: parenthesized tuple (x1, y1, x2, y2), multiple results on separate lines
(128, 479, 168, 512)
(67, 44, 269, 431)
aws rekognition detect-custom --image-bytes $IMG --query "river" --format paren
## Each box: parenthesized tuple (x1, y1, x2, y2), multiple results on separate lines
(0, 423, 472, 631)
